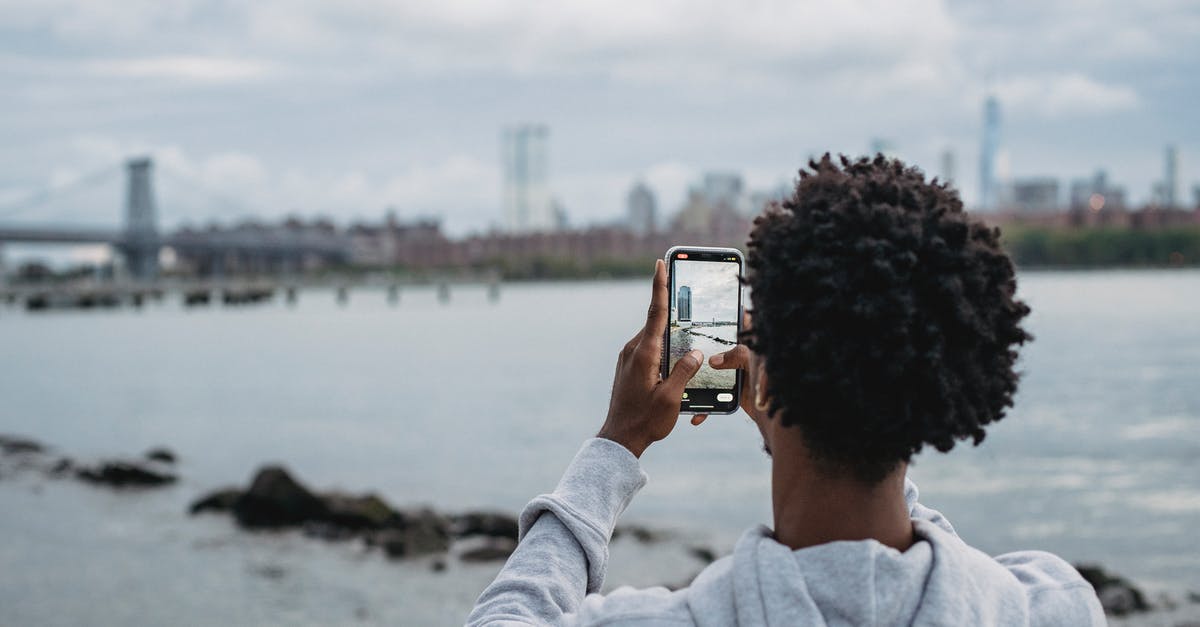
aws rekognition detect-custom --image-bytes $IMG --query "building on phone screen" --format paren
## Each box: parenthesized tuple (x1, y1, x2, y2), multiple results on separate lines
(678, 285, 692, 324)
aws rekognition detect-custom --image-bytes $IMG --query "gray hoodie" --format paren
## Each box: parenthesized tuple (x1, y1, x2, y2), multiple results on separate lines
(467, 438, 1105, 626)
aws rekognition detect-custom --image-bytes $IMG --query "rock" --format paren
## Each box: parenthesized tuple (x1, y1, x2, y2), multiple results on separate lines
(232, 466, 329, 528)
(144, 447, 177, 464)
(613, 523, 666, 543)
(373, 527, 449, 559)
(190, 487, 243, 514)
(687, 545, 718, 564)
(0, 434, 45, 455)
(322, 492, 399, 530)
(371, 508, 451, 558)
(453, 511, 519, 541)
(303, 520, 360, 542)
(248, 563, 286, 580)
(431, 558, 447, 572)
(1189, 591, 1200, 604)
(460, 538, 518, 563)
(1074, 564, 1150, 615)
(49, 457, 74, 475)
(76, 461, 177, 487)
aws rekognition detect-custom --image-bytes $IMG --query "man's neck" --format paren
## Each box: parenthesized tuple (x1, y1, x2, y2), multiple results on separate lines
(770, 447, 913, 552)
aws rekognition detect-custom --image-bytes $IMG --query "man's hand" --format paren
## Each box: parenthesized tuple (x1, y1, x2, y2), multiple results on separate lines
(691, 313, 765, 426)
(597, 259, 702, 458)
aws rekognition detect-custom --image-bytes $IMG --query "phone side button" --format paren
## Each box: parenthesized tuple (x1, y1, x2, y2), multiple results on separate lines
(716, 393, 734, 402)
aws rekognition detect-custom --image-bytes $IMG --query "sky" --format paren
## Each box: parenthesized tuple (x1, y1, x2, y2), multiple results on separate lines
(1, 0, 1198, 240)
(672, 260, 740, 324)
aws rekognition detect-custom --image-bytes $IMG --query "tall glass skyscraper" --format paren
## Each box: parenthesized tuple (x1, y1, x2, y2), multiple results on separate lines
(677, 285, 692, 322)
(502, 124, 554, 232)
(627, 182, 657, 235)
(979, 95, 1001, 210)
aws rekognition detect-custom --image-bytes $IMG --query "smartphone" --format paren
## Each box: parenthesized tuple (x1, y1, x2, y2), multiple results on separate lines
(661, 246, 744, 414)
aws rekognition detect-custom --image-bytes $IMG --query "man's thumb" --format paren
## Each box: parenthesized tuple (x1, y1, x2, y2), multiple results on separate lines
(663, 350, 703, 391)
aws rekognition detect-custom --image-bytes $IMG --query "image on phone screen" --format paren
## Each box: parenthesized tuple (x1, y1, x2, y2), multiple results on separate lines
(667, 252, 741, 392)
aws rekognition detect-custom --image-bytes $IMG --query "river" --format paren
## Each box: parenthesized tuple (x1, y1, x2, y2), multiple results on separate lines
(1, 270, 1198, 625)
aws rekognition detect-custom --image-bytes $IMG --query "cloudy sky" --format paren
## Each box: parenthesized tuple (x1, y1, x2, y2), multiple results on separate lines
(673, 260, 740, 323)
(1, 0, 1198, 237)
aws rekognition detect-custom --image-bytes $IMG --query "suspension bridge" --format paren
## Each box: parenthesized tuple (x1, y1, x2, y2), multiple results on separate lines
(0, 157, 349, 280)
(0, 157, 502, 311)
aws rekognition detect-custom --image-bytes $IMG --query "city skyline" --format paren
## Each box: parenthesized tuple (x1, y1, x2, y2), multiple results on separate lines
(1, 1, 1198, 238)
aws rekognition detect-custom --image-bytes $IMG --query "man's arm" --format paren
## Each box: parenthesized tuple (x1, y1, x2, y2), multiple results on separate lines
(465, 438, 646, 626)
(467, 260, 701, 625)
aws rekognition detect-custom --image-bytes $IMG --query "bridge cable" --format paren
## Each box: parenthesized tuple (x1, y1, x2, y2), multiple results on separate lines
(0, 164, 122, 220)
(156, 164, 264, 222)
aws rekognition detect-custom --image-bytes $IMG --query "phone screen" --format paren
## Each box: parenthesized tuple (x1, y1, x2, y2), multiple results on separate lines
(665, 248, 742, 413)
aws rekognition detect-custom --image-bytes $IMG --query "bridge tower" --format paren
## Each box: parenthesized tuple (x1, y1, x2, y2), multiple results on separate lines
(124, 157, 159, 280)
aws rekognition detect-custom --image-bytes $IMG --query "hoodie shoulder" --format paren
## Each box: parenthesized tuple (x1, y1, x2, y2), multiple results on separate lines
(569, 585, 692, 626)
(567, 556, 736, 627)
(995, 550, 1107, 626)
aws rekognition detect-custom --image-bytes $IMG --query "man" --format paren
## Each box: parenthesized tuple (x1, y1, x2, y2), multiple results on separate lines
(468, 155, 1105, 626)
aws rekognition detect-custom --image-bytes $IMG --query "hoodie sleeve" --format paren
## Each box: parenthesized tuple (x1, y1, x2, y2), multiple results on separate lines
(466, 438, 647, 626)
(995, 551, 1107, 626)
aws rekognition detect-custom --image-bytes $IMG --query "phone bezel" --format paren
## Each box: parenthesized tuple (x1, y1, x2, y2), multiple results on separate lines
(661, 245, 744, 415)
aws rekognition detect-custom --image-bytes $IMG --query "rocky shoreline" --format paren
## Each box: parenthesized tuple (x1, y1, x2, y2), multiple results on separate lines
(2, 432, 1198, 621)
(0, 433, 692, 570)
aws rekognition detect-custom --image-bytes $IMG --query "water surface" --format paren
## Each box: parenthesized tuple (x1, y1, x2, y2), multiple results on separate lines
(1, 270, 1198, 624)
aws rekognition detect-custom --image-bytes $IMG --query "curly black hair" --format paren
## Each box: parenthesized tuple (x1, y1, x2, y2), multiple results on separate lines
(744, 154, 1031, 483)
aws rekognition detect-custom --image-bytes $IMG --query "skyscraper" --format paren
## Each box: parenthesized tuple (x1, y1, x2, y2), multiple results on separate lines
(677, 285, 692, 323)
(701, 172, 744, 210)
(1069, 170, 1127, 212)
(870, 138, 897, 159)
(1010, 178, 1060, 212)
(502, 124, 554, 232)
(1164, 145, 1179, 208)
(979, 95, 1001, 210)
(627, 182, 657, 235)
(940, 149, 956, 185)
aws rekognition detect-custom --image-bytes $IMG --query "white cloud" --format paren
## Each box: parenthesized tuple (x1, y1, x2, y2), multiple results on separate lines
(996, 73, 1139, 117)
(86, 56, 279, 83)
(4, 0, 960, 87)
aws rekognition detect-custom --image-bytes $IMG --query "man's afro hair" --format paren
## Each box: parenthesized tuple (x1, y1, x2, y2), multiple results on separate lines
(744, 154, 1031, 482)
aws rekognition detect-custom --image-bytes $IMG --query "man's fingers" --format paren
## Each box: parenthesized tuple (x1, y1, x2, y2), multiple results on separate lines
(641, 259, 670, 343)
(661, 349, 702, 394)
(709, 344, 750, 370)
(690, 414, 708, 426)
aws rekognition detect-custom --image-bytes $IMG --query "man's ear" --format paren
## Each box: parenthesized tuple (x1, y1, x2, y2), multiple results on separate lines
(753, 360, 770, 413)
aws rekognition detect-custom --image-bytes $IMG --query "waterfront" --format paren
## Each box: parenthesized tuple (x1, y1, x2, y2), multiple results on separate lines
(667, 324, 739, 388)
(1, 270, 1199, 625)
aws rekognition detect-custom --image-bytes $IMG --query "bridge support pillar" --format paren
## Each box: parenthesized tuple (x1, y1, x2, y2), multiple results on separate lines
(123, 158, 159, 281)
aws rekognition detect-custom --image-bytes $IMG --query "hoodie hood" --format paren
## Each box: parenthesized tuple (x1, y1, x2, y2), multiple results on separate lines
(729, 520, 1037, 626)
(714, 480, 1096, 626)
